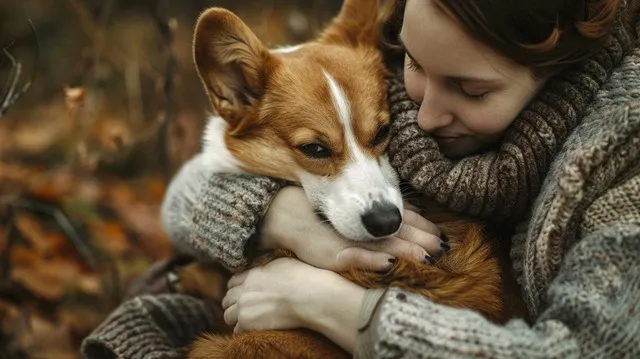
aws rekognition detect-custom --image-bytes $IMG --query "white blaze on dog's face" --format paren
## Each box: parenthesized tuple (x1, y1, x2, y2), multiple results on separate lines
(193, 0, 404, 241)
(295, 70, 402, 241)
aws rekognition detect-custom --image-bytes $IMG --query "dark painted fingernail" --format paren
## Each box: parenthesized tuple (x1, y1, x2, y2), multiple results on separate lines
(441, 241, 451, 252)
(379, 258, 396, 272)
(440, 232, 449, 243)
(423, 255, 436, 265)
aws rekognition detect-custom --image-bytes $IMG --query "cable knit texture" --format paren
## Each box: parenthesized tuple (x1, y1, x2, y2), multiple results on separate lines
(160, 153, 287, 269)
(81, 294, 217, 359)
(82, 2, 640, 358)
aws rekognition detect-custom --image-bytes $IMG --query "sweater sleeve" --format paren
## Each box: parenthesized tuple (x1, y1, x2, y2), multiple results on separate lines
(81, 294, 218, 359)
(160, 153, 287, 270)
(354, 174, 640, 359)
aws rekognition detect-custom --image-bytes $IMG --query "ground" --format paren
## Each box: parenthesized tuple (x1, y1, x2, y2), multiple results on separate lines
(0, 0, 339, 357)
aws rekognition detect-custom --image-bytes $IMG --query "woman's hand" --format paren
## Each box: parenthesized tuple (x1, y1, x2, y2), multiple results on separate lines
(222, 257, 364, 353)
(260, 186, 447, 272)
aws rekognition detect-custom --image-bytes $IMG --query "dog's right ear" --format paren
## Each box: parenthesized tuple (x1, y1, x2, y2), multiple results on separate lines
(318, 0, 381, 48)
(193, 8, 278, 131)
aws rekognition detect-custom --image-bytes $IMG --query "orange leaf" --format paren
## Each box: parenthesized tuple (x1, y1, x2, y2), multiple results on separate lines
(90, 220, 130, 256)
(11, 259, 81, 301)
(14, 213, 55, 255)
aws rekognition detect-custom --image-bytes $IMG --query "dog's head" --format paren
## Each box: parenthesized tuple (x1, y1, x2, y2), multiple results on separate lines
(194, 0, 403, 241)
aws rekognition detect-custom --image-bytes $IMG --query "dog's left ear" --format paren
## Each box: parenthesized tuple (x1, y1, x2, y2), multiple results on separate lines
(318, 0, 381, 47)
(193, 8, 279, 133)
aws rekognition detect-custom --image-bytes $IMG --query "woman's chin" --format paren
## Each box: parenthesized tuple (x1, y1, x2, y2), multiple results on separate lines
(437, 137, 500, 159)
(438, 140, 476, 159)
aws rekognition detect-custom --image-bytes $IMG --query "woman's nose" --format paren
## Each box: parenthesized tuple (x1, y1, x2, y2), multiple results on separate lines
(417, 89, 454, 133)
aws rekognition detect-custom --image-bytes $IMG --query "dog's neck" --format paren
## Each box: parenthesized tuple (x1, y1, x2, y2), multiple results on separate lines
(201, 115, 243, 174)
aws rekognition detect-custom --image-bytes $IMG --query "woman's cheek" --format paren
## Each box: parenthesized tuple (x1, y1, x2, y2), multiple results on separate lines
(403, 70, 424, 104)
(458, 105, 515, 136)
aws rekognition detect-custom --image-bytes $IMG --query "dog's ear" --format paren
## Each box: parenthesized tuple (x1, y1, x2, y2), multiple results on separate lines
(318, 0, 381, 48)
(193, 8, 279, 132)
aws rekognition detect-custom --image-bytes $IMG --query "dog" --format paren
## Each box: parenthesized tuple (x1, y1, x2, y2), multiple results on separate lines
(171, 0, 528, 357)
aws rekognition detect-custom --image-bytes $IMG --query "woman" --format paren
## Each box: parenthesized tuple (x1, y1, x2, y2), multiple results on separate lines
(82, 0, 640, 358)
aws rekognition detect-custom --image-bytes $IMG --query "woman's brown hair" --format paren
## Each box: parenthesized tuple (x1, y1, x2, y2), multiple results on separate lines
(379, 0, 621, 79)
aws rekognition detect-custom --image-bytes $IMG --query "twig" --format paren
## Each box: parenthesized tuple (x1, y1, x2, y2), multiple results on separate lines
(152, 0, 178, 178)
(0, 50, 21, 113)
(0, 19, 38, 119)
(9, 199, 100, 271)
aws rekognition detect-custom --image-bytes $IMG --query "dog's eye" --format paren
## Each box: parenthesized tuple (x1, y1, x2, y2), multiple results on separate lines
(371, 124, 391, 146)
(298, 143, 332, 159)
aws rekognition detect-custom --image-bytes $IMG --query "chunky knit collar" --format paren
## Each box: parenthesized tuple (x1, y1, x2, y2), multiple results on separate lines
(387, 1, 636, 223)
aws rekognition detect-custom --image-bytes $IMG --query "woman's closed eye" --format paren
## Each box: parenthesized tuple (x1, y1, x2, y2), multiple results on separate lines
(405, 51, 492, 101)
(451, 80, 489, 100)
(406, 56, 490, 100)
(407, 56, 421, 72)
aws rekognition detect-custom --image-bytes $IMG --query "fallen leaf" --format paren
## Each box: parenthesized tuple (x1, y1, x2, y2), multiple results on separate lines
(75, 273, 102, 296)
(58, 306, 105, 341)
(64, 86, 85, 119)
(11, 258, 81, 301)
(90, 220, 130, 256)
(14, 313, 76, 359)
(14, 213, 56, 256)
(27, 170, 77, 202)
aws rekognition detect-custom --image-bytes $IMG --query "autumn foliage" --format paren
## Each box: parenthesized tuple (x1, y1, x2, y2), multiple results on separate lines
(0, 0, 342, 357)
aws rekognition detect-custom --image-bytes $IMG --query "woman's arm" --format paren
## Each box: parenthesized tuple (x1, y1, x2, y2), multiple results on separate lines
(347, 174, 640, 359)
(160, 153, 287, 269)
(161, 153, 446, 272)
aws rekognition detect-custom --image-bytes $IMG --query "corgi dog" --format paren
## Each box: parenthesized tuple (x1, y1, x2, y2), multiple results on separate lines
(175, 0, 529, 358)
(195, 2, 403, 242)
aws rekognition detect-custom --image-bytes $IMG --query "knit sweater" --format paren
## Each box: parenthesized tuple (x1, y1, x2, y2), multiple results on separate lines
(82, 3, 640, 358)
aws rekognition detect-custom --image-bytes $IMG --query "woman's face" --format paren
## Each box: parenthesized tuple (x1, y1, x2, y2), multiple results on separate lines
(401, 0, 545, 158)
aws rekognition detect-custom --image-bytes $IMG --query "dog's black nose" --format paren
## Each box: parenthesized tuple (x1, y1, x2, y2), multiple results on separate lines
(361, 201, 402, 238)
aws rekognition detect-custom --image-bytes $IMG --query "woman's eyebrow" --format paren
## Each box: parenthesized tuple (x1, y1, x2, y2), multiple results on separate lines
(397, 35, 419, 65)
(397, 34, 503, 84)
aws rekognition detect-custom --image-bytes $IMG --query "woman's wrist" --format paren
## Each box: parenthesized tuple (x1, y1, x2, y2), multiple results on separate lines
(259, 186, 312, 252)
(297, 272, 366, 353)
(259, 205, 296, 252)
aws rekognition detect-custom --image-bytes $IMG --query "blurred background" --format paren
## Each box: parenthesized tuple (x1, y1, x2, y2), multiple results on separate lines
(0, 0, 341, 357)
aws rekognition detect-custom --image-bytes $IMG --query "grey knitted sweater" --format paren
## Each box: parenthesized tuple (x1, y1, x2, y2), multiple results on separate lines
(82, 3, 640, 358)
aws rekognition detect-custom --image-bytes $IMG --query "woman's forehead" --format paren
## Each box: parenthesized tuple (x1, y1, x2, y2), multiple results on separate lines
(401, 0, 530, 82)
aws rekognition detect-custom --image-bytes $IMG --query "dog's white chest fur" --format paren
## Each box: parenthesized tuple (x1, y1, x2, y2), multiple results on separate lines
(201, 115, 243, 174)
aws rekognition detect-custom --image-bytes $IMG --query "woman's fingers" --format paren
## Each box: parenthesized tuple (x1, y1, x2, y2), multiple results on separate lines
(396, 222, 445, 256)
(364, 236, 430, 263)
(227, 270, 250, 289)
(334, 246, 396, 271)
(222, 285, 242, 310)
(224, 303, 238, 326)
(402, 209, 440, 235)
(401, 209, 449, 255)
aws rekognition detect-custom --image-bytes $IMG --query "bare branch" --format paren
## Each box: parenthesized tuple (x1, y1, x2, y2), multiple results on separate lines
(0, 19, 38, 119)
(152, 0, 179, 178)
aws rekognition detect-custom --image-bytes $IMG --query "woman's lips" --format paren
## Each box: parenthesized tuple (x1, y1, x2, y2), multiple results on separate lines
(433, 135, 464, 144)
